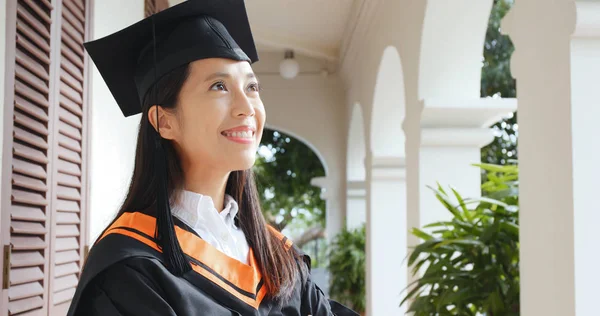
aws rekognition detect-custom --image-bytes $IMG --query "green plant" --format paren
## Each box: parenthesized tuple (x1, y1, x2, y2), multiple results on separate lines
(401, 163, 519, 316)
(328, 224, 366, 314)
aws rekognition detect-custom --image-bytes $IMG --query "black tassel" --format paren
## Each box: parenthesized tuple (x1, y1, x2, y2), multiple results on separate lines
(154, 137, 191, 275)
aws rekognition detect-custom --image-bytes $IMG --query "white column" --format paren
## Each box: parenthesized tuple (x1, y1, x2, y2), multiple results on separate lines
(366, 155, 407, 316)
(310, 176, 343, 242)
(503, 1, 600, 315)
(346, 180, 366, 230)
(419, 98, 517, 227)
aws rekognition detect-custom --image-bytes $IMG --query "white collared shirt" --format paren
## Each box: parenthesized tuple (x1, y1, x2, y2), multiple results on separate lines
(170, 190, 250, 264)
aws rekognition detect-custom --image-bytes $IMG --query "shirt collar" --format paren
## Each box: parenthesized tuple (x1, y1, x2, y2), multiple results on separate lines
(170, 190, 239, 229)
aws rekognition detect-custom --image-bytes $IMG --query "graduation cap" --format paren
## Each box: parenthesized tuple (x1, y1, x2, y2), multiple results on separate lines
(83, 0, 258, 275)
(84, 0, 258, 117)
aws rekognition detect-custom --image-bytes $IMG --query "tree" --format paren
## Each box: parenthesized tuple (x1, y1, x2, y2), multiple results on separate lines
(253, 129, 326, 249)
(481, 0, 517, 165)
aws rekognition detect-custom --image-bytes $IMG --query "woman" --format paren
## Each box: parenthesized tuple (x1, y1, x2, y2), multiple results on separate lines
(67, 0, 357, 315)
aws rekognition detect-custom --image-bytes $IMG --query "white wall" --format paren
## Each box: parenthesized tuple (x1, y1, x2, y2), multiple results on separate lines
(256, 65, 347, 240)
(88, 0, 144, 242)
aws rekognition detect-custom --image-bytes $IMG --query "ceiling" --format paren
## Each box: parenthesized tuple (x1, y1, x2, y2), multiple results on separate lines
(169, 0, 360, 62)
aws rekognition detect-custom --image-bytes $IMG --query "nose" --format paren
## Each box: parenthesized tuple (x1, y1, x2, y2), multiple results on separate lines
(231, 90, 256, 118)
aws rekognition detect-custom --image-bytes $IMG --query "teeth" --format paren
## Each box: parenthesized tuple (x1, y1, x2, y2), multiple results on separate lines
(225, 131, 253, 138)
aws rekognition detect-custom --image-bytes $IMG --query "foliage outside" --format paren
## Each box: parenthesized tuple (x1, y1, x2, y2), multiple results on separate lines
(480, 0, 517, 165)
(401, 163, 519, 315)
(254, 129, 327, 266)
(327, 224, 366, 314)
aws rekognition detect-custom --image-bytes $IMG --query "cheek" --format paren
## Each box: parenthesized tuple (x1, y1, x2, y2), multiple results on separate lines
(178, 109, 219, 153)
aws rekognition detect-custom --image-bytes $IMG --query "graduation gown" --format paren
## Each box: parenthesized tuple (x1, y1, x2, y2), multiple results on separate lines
(66, 211, 358, 315)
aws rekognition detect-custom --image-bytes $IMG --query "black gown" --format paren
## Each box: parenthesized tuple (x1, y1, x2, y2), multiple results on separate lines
(66, 211, 358, 315)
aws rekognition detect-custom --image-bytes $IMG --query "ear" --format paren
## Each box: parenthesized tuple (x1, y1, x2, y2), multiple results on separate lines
(148, 105, 178, 141)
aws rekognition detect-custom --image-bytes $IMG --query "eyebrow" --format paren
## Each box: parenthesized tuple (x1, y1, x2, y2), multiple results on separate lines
(203, 72, 257, 82)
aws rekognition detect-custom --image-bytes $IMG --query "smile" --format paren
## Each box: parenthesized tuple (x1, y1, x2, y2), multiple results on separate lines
(221, 130, 255, 139)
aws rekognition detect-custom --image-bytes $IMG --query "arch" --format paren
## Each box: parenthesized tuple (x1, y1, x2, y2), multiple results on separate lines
(367, 45, 408, 315)
(347, 103, 366, 181)
(419, 0, 494, 99)
(264, 123, 329, 176)
(371, 45, 406, 157)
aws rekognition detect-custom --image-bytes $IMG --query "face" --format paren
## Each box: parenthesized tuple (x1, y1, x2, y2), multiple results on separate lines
(151, 58, 265, 174)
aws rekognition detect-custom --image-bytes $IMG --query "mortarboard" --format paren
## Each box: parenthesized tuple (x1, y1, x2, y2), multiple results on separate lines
(83, 0, 259, 117)
(83, 0, 259, 275)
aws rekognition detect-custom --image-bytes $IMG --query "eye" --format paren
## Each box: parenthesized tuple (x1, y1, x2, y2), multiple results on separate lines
(210, 81, 227, 91)
(247, 82, 262, 93)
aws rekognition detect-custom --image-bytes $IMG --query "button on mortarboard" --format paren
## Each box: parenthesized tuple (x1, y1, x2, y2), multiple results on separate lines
(83, 0, 259, 117)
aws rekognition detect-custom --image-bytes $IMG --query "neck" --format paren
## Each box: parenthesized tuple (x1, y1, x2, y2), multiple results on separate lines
(183, 166, 230, 212)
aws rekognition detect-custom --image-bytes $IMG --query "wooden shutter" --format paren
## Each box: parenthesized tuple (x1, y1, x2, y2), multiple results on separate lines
(1, 1, 91, 315)
(2, 1, 54, 315)
(46, 1, 90, 315)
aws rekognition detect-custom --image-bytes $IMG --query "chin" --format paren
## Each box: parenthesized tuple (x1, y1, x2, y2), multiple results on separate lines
(230, 157, 256, 171)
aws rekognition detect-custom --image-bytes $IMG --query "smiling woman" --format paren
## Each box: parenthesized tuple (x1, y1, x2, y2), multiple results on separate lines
(65, 1, 357, 315)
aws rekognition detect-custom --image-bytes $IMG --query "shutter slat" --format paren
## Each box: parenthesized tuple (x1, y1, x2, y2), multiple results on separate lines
(15, 64, 48, 94)
(55, 250, 79, 265)
(12, 158, 47, 180)
(8, 281, 44, 300)
(59, 94, 83, 116)
(59, 107, 82, 128)
(56, 200, 79, 213)
(38, 0, 54, 10)
(55, 237, 79, 251)
(60, 81, 83, 104)
(15, 95, 50, 122)
(63, 0, 84, 23)
(58, 159, 81, 176)
(7, 295, 44, 315)
(11, 221, 47, 235)
(59, 120, 82, 140)
(11, 252, 45, 268)
(13, 142, 49, 164)
(16, 307, 46, 316)
(17, 4, 51, 39)
(16, 19, 50, 54)
(10, 267, 44, 285)
(72, 0, 85, 12)
(58, 134, 81, 153)
(61, 4, 84, 33)
(53, 288, 76, 305)
(11, 206, 46, 223)
(16, 49, 49, 81)
(14, 111, 49, 136)
(60, 27, 85, 59)
(57, 186, 80, 201)
(57, 212, 80, 224)
(61, 67, 83, 93)
(60, 56, 83, 83)
(14, 126, 48, 150)
(11, 236, 46, 250)
(61, 42, 84, 67)
(58, 146, 82, 164)
(54, 274, 78, 292)
(15, 80, 49, 109)
(12, 174, 47, 192)
(57, 172, 81, 188)
(11, 189, 47, 206)
(16, 34, 50, 63)
(61, 20, 84, 47)
(56, 225, 79, 238)
(54, 262, 79, 277)
(23, 0, 52, 24)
